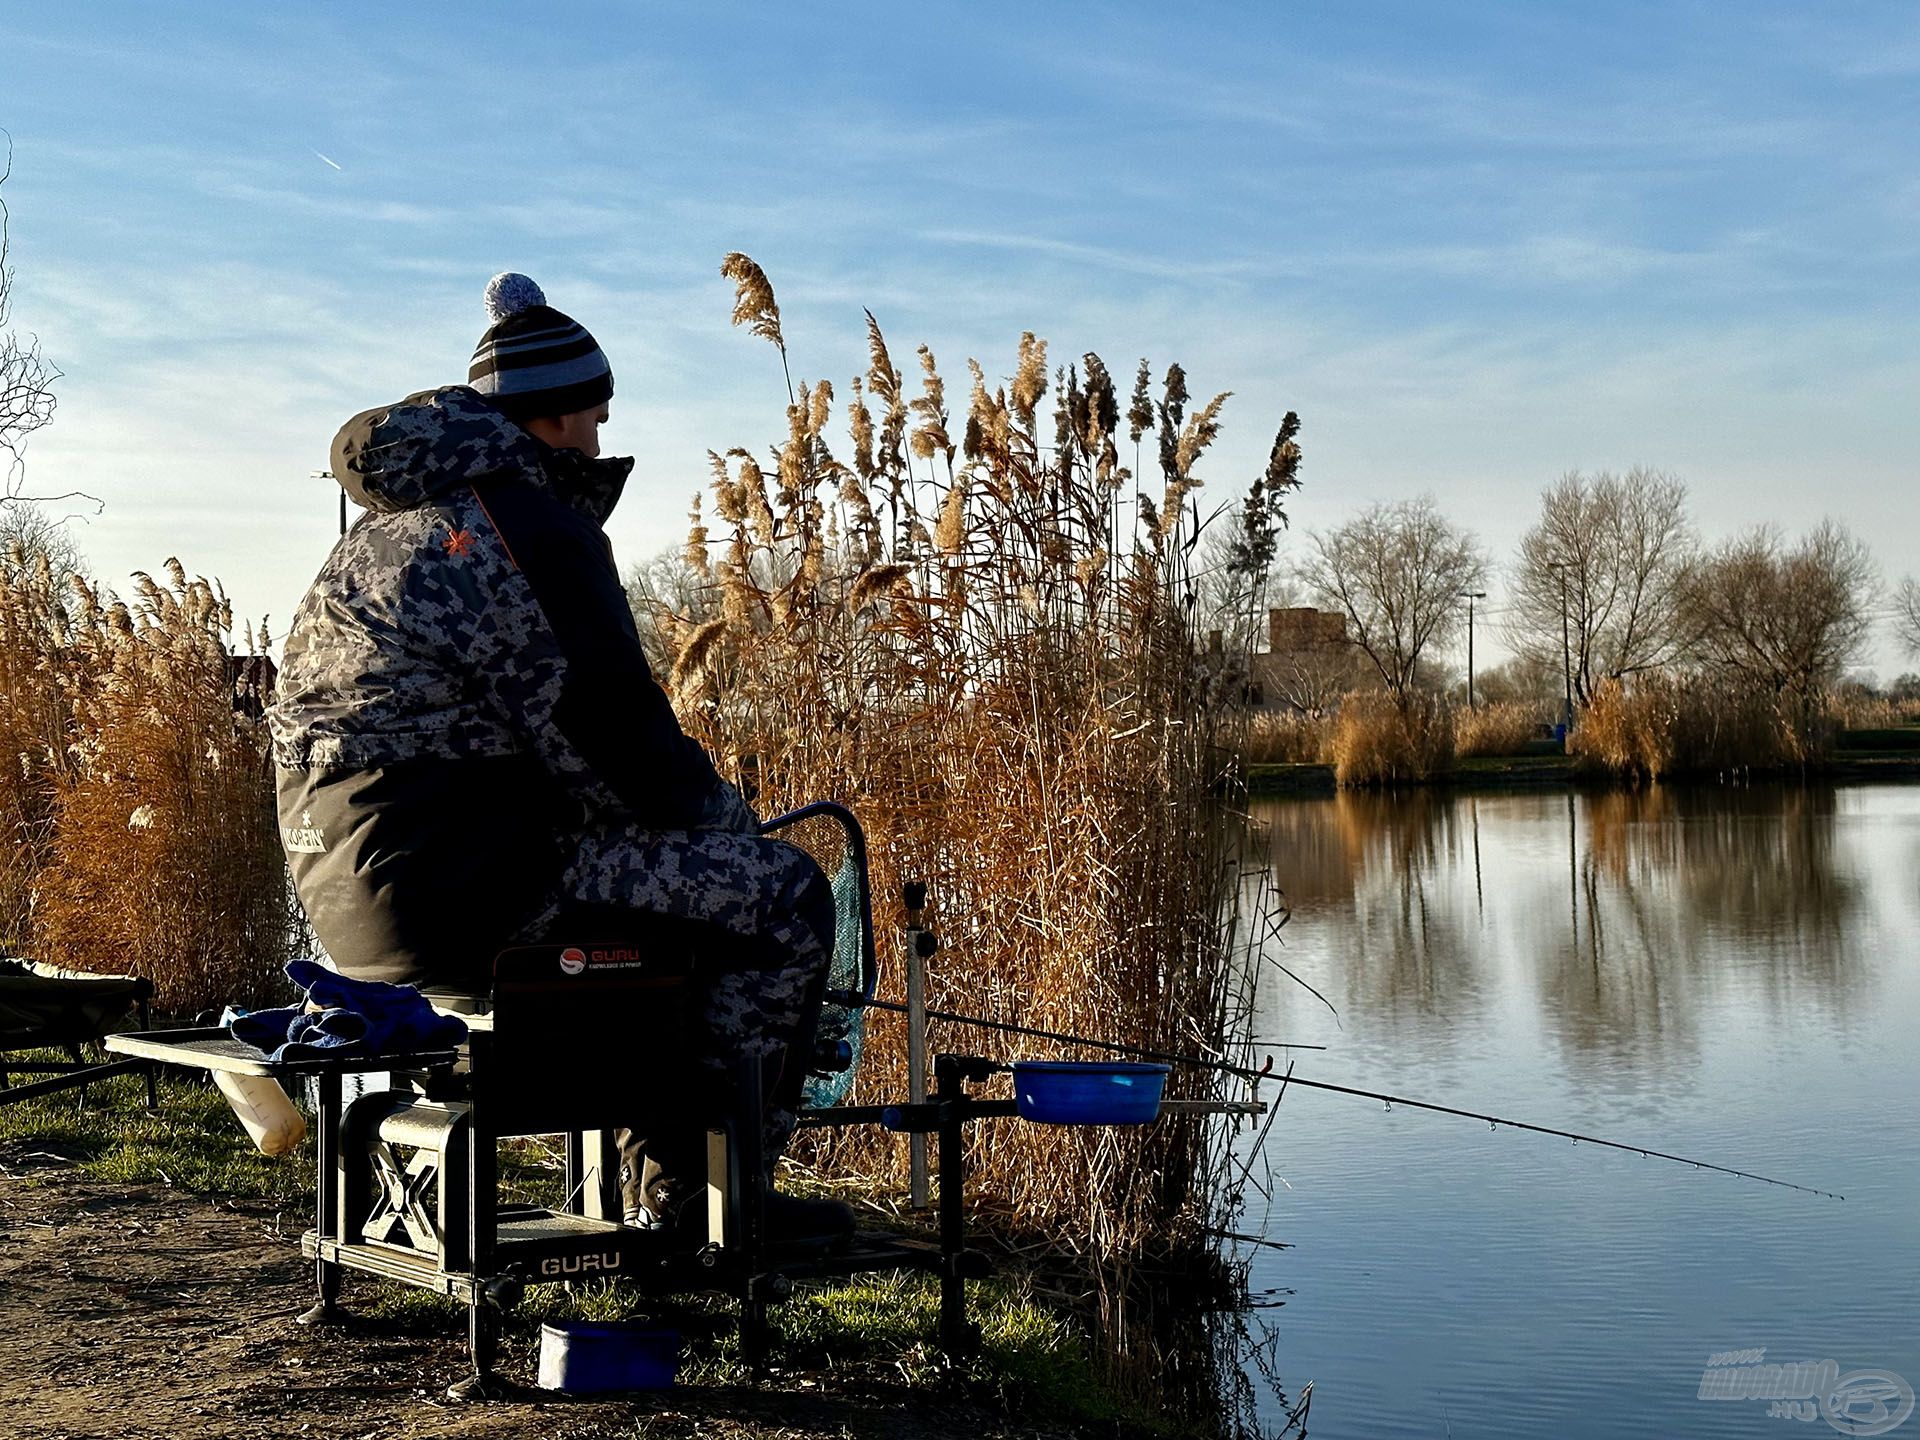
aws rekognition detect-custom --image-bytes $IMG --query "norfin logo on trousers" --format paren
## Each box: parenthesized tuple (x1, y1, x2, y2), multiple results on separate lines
(557, 948, 587, 975)
(282, 811, 328, 854)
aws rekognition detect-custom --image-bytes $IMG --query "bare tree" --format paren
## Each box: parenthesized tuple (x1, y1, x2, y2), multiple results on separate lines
(1470, 653, 1563, 712)
(0, 500, 85, 592)
(624, 545, 719, 675)
(1682, 521, 1877, 743)
(1895, 575, 1920, 660)
(0, 138, 73, 508)
(1506, 467, 1694, 705)
(1296, 496, 1486, 709)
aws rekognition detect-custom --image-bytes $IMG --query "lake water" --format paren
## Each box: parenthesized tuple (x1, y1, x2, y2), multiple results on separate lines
(1241, 783, 1920, 1439)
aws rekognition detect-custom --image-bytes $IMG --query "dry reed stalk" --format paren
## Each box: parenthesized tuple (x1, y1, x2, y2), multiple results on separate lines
(1831, 690, 1920, 730)
(667, 262, 1282, 1284)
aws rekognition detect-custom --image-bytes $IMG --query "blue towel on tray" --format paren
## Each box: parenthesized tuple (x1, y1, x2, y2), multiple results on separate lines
(228, 960, 466, 1061)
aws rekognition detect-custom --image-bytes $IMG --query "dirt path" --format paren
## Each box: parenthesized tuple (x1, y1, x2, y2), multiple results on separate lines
(0, 1146, 1072, 1440)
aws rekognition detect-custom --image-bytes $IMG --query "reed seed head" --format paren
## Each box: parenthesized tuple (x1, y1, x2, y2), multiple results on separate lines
(720, 252, 785, 352)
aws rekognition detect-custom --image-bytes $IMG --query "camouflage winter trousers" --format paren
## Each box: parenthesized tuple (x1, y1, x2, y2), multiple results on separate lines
(517, 821, 836, 1202)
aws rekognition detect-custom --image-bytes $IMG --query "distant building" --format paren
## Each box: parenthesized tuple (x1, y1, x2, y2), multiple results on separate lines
(1267, 607, 1350, 650)
(1246, 607, 1367, 713)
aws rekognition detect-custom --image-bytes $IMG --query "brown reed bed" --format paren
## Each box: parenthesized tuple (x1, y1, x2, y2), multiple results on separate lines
(1243, 697, 1542, 781)
(1243, 679, 1857, 787)
(646, 260, 1291, 1305)
(0, 534, 70, 956)
(0, 532, 297, 1012)
(1568, 674, 1804, 782)
(1243, 708, 1331, 764)
(1452, 700, 1546, 758)
(1831, 690, 1920, 732)
(1326, 691, 1454, 787)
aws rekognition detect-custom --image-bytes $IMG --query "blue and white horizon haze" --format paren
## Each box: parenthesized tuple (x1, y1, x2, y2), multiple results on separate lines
(3, 2, 1916, 674)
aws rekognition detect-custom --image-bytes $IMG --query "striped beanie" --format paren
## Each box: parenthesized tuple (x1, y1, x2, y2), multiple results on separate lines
(467, 273, 613, 421)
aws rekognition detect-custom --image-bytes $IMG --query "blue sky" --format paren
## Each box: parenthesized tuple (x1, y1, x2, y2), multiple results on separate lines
(3, 1, 1916, 670)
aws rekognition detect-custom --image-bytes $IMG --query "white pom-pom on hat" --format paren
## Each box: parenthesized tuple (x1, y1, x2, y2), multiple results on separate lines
(483, 272, 547, 324)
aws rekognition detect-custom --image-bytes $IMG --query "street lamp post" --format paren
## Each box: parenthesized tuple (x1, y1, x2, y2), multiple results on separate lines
(1548, 562, 1573, 733)
(1459, 590, 1487, 712)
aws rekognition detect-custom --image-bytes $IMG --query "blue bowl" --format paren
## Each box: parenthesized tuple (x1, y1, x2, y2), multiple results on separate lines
(1011, 1061, 1170, 1125)
(536, 1320, 678, 1393)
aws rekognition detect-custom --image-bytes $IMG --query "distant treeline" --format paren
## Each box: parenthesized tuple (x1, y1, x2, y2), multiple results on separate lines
(1206, 469, 1920, 785)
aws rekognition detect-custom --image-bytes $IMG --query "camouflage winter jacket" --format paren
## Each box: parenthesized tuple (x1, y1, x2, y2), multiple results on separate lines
(269, 386, 728, 987)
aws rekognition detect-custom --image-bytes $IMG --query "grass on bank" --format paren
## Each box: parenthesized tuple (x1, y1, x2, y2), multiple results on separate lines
(1834, 725, 1920, 752)
(0, 1053, 309, 1206)
(360, 1271, 1127, 1427)
(0, 1059, 1175, 1434)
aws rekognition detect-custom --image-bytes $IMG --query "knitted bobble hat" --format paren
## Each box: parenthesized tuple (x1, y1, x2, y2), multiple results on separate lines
(468, 273, 613, 421)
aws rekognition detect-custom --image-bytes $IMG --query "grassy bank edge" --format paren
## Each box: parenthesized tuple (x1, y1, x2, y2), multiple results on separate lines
(1247, 749, 1920, 796)
(0, 1064, 1186, 1435)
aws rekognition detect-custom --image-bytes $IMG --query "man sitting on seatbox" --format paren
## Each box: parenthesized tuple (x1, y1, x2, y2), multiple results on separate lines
(268, 273, 851, 1243)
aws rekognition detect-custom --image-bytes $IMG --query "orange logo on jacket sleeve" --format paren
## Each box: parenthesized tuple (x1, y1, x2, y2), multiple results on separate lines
(443, 526, 477, 557)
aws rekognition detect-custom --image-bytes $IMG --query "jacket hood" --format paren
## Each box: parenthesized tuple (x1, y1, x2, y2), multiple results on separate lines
(330, 386, 632, 523)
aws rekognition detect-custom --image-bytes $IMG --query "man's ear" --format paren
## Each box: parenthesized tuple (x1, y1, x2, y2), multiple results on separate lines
(522, 415, 565, 448)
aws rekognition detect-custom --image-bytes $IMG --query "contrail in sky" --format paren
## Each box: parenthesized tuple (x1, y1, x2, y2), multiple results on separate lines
(314, 151, 343, 171)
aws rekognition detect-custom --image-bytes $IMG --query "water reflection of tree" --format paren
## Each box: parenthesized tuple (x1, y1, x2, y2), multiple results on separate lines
(1539, 784, 1863, 1070)
(1255, 785, 1868, 1077)
(1259, 792, 1489, 1037)
(1255, 793, 1364, 904)
(1343, 792, 1489, 1028)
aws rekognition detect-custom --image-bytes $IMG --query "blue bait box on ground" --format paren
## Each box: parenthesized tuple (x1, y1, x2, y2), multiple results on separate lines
(1011, 1061, 1170, 1125)
(536, 1321, 678, 1393)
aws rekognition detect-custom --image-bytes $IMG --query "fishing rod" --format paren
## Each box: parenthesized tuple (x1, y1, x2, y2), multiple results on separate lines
(851, 994, 1325, 1081)
(850, 994, 1834, 1196)
(1269, 1069, 1842, 1200)
(862, 881, 1826, 1196)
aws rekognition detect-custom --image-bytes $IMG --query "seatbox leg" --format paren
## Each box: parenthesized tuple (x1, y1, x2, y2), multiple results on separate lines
(299, 1072, 345, 1325)
(65, 1044, 88, 1108)
(297, 1257, 341, 1327)
(563, 1130, 586, 1214)
(574, 1129, 619, 1221)
(741, 1285, 772, 1372)
(733, 1055, 773, 1370)
(139, 998, 158, 1110)
(444, 1296, 499, 1403)
(449, 1031, 502, 1402)
(705, 1128, 729, 1250)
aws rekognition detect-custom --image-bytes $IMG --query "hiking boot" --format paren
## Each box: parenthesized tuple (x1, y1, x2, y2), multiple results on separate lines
(623, 1163, 707, 1243)
(623, 1169, 854, 1248)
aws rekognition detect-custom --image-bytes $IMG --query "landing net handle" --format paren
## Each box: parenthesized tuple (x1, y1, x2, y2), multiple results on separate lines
(758, 801, 879, 1110)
